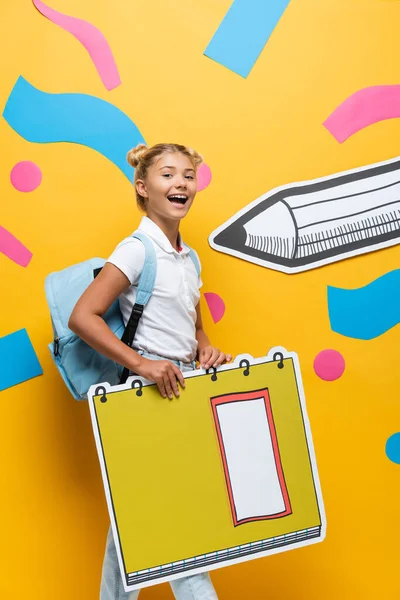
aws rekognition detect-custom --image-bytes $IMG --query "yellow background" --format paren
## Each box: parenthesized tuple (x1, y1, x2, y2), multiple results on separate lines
(93, 358, 321, 574)
(0, 0, 399, 598)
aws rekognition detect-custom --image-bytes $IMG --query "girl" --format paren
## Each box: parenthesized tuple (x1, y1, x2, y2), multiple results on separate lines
(68, 142, 231, 599)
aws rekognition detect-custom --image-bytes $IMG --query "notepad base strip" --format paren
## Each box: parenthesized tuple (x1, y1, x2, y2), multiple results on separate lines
(126, 525, 321, 586)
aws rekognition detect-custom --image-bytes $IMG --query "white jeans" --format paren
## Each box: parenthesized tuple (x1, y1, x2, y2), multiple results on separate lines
(99, 352, 218, 600)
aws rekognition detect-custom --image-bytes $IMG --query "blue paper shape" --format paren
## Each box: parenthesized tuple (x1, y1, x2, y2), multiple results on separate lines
(2, 76, 146, 181)
(204, 0, 291, 78)
(328, 269, 400, 340)
(0, 328, 42, 391)
(386, 433, 400, 464)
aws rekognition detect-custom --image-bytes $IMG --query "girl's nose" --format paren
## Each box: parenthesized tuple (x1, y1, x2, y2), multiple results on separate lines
(176, 176, 187, 188)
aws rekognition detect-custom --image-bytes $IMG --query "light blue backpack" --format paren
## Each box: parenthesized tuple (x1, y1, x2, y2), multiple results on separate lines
(45, 231, 200, 400)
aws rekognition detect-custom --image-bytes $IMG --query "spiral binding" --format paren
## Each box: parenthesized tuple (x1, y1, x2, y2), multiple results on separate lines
(239, 359, 250, 376)
(95, 378, 143, 403)
(95, 386, 107, 403)
(131, 379, 143, 396)
(96, 354, 286, 399)
(206, 367, 218, 381)
(273, 352, 285, 369)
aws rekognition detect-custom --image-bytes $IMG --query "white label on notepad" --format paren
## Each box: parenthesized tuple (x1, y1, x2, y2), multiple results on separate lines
(216, 398, 285, 522)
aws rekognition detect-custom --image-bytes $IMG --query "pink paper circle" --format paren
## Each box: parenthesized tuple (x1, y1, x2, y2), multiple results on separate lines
(10, 161, 42, 192)
(313, 349, 345, 381)
(204, 292, 225, 323)
(197, 163, 212, 192)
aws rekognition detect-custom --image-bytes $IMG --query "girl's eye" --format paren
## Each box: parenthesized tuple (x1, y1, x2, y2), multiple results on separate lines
(185, 175, 194, 180)
(162, 173, 172, 178)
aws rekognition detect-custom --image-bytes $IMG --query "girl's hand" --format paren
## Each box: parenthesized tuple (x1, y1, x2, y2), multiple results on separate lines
(135, 357, 185, 400)
(197, 346, 232, 370)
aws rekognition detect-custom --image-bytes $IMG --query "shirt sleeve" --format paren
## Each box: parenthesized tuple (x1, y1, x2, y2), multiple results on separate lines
(107, 237, 146, 285)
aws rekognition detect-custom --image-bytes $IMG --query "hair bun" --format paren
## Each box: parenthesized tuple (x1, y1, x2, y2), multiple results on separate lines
(126, 144, 148, 168)
(186, 147, 203, 169)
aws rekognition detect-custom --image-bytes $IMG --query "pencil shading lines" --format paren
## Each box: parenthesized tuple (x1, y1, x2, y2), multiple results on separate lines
(0, 225, 32, 267)
(32, 0, 121, 91)
(2, 76, 145, 181)
(204, 0, 291, 78)
(328, 269, 400, 340)
(324, 85, 400, 143)
(208, 156, 400, 274)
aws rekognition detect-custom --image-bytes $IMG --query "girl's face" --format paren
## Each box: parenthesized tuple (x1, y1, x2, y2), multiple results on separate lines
(136, 152, 197, 222)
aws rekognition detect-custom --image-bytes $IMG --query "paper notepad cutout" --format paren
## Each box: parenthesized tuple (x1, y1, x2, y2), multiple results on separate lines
(88, 348, 325, 592)
(209, 156, 400, 273)
(212, 388, 291, 525)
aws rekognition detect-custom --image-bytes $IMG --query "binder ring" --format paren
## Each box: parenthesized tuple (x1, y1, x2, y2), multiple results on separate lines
(239, 359, 250, 376)
(206, 367, 218, 382)
(273, 352, 284, 369)
(95, 386, 107, 403)
(131, 379, 143, 396)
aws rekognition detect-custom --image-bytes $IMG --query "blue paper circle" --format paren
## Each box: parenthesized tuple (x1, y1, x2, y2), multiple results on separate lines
(385, 433, 400, 464)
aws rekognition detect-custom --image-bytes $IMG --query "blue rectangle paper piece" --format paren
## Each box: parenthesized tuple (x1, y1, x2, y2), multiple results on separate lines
(0, 329, 43, 391)
(204, 0, 291, 78)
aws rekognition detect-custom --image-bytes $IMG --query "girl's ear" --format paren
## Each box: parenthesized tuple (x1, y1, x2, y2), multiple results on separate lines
(135, 179, 148, 198)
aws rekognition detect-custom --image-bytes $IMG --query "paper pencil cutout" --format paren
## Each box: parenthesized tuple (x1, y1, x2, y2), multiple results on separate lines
(88, 348, 325, 592)
(209, 156, 400, 274)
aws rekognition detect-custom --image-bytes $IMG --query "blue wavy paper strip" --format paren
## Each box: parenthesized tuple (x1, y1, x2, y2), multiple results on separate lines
(204, 0, 291, 78)
(328, 269, 400, 340)
(2, 76, 145, 180)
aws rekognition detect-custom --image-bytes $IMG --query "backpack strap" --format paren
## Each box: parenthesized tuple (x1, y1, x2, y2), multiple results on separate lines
(186, 246, 201, 278)
(119, 231, 157, 384)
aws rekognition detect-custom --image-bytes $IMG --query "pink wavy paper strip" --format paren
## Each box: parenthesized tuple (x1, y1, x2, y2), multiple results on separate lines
(0, 226, 32, 267)
(324, 85, 400, 143)
(33, 0, 121, 91)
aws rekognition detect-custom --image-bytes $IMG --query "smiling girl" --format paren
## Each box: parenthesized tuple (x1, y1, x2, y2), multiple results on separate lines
(69, 142, 231, 599)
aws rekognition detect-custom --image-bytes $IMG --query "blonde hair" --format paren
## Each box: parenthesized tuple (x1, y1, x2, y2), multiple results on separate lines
(126, 143, 203, 210)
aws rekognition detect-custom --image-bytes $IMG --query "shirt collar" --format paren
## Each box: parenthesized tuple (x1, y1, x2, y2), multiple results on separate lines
(137, 216, 190, 255)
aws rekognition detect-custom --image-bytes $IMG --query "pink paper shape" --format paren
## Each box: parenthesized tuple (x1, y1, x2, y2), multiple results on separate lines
(0, 226, 32, 267)
(313, 349, 345, 382)
(33, 0, 121, 91)
(204, 292, 226, 323)
(10, 161, 42, 192)
(324, 85, 400, 143)
(197, 163, 212, 192)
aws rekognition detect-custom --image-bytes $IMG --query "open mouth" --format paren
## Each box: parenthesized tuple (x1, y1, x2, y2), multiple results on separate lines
(167, 194, 188, 205)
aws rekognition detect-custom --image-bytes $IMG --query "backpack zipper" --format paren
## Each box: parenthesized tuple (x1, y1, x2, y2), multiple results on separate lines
(54, 337, 60, 356)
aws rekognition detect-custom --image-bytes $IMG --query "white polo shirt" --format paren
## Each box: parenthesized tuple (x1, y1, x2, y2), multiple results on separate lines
(107, 217, 202, 362)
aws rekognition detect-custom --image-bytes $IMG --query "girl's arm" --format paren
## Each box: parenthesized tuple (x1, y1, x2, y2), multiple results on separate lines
(68, 263, 185, 398)
(195, 303, 232, 369)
